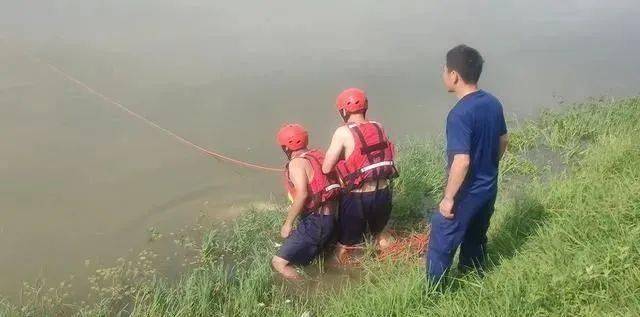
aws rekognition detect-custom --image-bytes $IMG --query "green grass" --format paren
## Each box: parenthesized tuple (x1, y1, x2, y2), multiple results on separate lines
(1, 97, 639, 317)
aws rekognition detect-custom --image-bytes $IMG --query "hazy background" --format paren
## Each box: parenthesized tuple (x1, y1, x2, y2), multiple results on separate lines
(1, 0, 639, 297)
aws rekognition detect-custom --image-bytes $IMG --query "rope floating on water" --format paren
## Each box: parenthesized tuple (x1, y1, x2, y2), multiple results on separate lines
(28, 54, 283, 172)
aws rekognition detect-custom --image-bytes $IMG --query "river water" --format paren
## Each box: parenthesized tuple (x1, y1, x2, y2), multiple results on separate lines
(1, 0, 639, 298)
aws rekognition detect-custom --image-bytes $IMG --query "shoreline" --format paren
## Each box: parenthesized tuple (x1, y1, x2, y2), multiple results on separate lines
(2, 97, 639, 316)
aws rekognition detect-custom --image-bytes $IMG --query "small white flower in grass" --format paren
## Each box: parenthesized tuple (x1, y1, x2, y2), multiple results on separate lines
(285, 299, 292, 304)
(257, 302, 265, 307)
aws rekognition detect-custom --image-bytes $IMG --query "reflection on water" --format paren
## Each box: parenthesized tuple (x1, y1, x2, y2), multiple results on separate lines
(1, 0, 639, 298)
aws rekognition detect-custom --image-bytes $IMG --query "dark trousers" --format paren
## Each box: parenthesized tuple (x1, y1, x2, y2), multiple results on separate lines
(277, 213, 335, 265)
(338, 187, 392, 246)
(426, 191, 497, 283)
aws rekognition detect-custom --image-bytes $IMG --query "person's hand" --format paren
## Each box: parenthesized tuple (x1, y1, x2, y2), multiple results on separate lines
(439, 197, 455, 219)
(280, 223, 293, 238)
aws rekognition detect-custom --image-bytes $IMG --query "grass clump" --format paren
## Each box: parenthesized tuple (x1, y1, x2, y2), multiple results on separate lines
(392, 138, 445, 227)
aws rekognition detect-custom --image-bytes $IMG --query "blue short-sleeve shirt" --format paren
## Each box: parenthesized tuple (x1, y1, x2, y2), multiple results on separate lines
(446, 90, 507, 196)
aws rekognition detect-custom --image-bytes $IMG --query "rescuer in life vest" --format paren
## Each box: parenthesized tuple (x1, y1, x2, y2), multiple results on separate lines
(272, 123, 342, 280)
(322, 88, 399, 262)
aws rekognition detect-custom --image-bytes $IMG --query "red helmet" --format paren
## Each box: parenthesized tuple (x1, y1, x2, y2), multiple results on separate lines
(336, 88, 368, 114)
(277, 123, 308, 151)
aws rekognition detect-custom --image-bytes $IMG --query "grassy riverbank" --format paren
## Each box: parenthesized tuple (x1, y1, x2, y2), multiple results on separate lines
(2, 97, 639, 316)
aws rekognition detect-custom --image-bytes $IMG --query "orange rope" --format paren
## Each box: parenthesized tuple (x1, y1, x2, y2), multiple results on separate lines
(377, 230, 429, 261)
(25, 52, 283, 172)
(335, 229, 430, 265)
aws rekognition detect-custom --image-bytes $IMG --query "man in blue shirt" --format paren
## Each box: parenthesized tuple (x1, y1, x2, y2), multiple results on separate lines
(426, 45, 509, 283)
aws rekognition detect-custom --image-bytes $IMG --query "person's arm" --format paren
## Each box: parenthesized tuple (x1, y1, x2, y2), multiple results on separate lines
(281, 158, 309, 238)
(439, 154, 470, 219)
(499, 134, 509, 161)
(439, 111, 471, 219)
(322, 129, 344, 174)
(498, 106, 508, 161)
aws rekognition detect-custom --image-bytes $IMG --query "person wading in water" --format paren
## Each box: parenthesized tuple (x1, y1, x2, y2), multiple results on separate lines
(272, 124, 341, 279)
(322, 88, 399, 263)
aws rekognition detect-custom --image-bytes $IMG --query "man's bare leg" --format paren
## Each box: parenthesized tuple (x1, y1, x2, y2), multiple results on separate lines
(333, 242, 365, 265)
(334, 243, 349, 264)
(271, 256, 302, 280)
(375, 230, 394, 250)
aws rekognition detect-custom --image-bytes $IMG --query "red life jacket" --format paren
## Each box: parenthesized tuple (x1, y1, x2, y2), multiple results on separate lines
(284, 149, 341, 213)
(335, 121, 398, 191)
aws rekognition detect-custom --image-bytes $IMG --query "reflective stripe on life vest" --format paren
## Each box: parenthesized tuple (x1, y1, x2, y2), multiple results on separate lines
(324, 184, 342, 192)
(360, 160, 394, 173)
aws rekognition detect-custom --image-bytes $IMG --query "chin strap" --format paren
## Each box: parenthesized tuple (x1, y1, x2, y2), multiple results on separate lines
(281, 146, 293, 160)
(340, 110, 349, 123)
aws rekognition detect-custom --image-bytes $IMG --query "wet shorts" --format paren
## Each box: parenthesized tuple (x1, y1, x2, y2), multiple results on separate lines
(338, 187, 392, 246)
(277, 213, 336, 265)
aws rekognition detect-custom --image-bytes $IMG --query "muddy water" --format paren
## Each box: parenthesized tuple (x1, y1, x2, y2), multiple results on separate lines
(1, 0, 639, 298)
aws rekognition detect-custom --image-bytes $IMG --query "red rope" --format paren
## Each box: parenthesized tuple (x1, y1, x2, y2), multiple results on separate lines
(377, 231, 429, 261)
(335, 229, 430, 265)
(30, 55, 283, 172)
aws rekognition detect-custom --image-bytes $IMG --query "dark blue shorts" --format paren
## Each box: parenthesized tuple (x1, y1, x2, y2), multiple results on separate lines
(277, 213, 336, 265)
(338, 187, 392, 246)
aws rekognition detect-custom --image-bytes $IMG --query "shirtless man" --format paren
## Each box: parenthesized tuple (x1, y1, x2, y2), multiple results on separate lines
(272, 123, 341, 279)
(322, 88, 398, 261)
